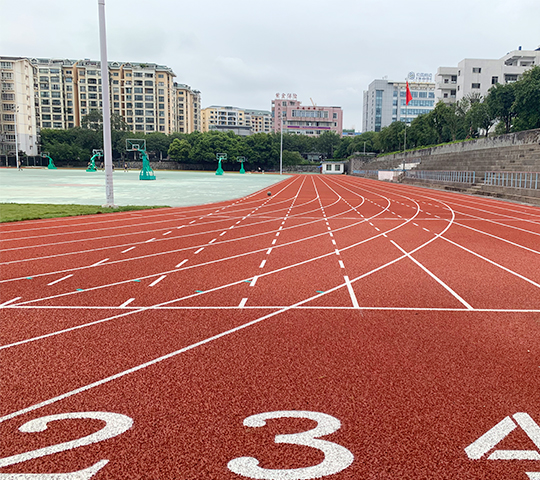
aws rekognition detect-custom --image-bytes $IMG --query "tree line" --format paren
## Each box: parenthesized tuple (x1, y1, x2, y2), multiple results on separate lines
(40, 66, 539, 166)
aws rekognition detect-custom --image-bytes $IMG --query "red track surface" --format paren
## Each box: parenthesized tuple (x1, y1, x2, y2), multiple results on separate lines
(1, 175, 540, 479)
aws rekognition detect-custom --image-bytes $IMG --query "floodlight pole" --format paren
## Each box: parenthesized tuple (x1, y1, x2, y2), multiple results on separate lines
(279, 112, 283, 175)
(98, 0, 115, 207)
(14, 106, 19, 168)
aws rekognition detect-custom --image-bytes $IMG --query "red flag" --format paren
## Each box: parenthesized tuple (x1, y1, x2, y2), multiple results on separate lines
(406, 81, 413, 105)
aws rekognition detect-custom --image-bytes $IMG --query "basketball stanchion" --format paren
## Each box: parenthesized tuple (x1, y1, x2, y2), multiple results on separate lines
(216, 153, 226, 175)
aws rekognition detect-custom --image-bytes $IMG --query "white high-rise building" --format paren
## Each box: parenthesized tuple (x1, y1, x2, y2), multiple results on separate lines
(436, 46, 540, 103)
(363, 79, 436, 132)
(0, 56, 40, 158)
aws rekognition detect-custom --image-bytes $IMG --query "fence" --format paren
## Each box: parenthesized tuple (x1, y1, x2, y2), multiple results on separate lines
(405, 170, 476, 184)
(484, 171, 540, 190)
(351, 170, 378, 178)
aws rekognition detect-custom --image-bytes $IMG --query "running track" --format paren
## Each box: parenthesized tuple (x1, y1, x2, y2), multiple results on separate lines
(1, 175, 539, 479)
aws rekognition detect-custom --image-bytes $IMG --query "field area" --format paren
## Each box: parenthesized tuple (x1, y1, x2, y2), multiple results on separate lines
(1, 174, 539, 479)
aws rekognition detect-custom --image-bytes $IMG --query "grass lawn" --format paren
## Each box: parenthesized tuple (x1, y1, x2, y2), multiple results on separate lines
(0, 203, 170, 223)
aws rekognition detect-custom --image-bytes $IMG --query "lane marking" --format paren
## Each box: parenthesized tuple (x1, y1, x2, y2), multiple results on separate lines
(47, 274, 73, 286)
(389, 240, 474, 310)
(0, 297, 21, 307)
(238, 298, 248, 308)
(329, 232, 333, 237)
(194, 247, 204, 254)
(250, 277, 258, 286)
(220, 232, 227, 236)
(331, 240, 337, 245)
(121, 247, 136, 253)
(271, 239, 277, 245)
(209, 238, 217, 244)
(90, 258, 109, 267)
(149, 275, 166, 287)
(267, 248, 273, 254)
(163, 231, 172, 236)
(145, 238, 156, 243)
(175, 259, 188, 268)
(335, 249, 340, 256)
(422, 227, 430, 232)
(374, 227, 380, 232)
(344, 275, 360, 308)
(189, 220, 196, 224)
(339, 260, 345, 269)
(259, 259, 266, 268)
(119, 298, 135, 308)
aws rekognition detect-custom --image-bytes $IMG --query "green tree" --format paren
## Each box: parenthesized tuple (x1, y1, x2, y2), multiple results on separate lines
(168, 138, 191, 162)
(316, 131, 341, 158)
(512, 66, 540, 131)
(282, 150, 304, 165)
(486, 82, 516, 133)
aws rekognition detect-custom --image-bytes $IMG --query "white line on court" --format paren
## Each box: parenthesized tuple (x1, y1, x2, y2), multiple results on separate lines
(343, 275, 360, 308)
(121, 247, 136, 253)
(259, 259, 266, 268)
(47, 274, 73, 286)
(250, 277, 258, 287)
(238, 298, 248, 308)
(163, 231, 172, 236)
(145, 238, 156, 243)
(90, 258, 109, 267)
(0, 297, 21, 307)
(194, 248, 204, 254)
(119, 298, 135, 308)
(175, 259, 188, 268)
(149, 275, 167, 287)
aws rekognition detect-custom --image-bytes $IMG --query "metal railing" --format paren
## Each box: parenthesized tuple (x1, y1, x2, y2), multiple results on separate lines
(352, 169, 378, 178)
(405, 170, 476, 184)
(483, 171, 540, 190)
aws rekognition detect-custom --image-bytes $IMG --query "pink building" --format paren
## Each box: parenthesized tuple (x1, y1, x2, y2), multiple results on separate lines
(272, 94, 343, 136)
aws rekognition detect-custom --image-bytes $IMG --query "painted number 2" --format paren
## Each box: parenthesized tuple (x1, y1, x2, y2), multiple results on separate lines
(0, 411, 133, 479)
(228, 410, 354, 479)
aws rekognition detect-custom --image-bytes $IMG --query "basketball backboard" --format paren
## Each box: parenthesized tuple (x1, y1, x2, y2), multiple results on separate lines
(126, 139, 146, 151)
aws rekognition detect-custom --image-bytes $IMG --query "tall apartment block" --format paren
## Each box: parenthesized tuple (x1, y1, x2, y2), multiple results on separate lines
(1, 56, 201, 156)
(271, 95, 343, 136)
(363, 79, 436, 132)
(201, 106, 272, 135)
(0, 57, 40, 157)
(436, 46, 540, 103)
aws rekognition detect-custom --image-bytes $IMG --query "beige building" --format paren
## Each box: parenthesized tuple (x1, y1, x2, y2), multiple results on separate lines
(0, 56, 40, 157)
(174, 83, 201, 133)
(201, 105, 272, 134)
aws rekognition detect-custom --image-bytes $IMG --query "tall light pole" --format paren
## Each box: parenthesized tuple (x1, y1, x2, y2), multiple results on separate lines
(14, 106, 19, 168)
(279, 111, 283, 175)
(98, 0, 115, 207)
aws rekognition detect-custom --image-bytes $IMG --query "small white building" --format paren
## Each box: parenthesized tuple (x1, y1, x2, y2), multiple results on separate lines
(321, 161, 346, 174)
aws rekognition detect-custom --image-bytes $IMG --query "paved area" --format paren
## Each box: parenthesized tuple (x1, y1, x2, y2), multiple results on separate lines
(0, 168, 288, 207)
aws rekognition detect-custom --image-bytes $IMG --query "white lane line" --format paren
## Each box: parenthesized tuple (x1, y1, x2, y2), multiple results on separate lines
(344, 275, 360, 308)
(422, 228, 430, 232)
(149, 275, 166, 287)
(259, 259, 266, 268)
(327, 226, 331, 230)
(238, 298, 248, 308)
(47, 274, 74, 286)
(335, 249, 340, 256)
(119, 298, 135, 308)
(267, 248, 273, 254)
(389, 240, 474, 310)
(209, 238, 217, 244)
(176, 226, 184, 229)
(175, 259, 188, 268)
(229, 226, 234, 229)
(278, 226, 283, 231)
(275, 232, 280, 236)
(145, 238, 156, 243)
(90, 258, 109, 267)
(374, 227, 380, 232)
(413, 223, 419, 227)
(339, 260, 345, 269)
(0, 297, 21, 307)
(163, 231, 172, 236)
(194, 247, 204, 254)
(220, 231, 227, 236)
(331, 239, 337, 245)
(189, 220, 196, 224)
(329, 232, 333, 237)
(271, 239, 277, 245)
(121, 246, 136, 253)
(250, 276, 258, 287)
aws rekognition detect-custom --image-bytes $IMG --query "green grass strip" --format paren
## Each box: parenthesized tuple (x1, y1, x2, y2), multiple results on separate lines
(0, 203, 170, 223)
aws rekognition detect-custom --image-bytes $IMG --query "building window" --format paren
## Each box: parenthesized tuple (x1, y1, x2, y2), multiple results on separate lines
(492, 76, 499, 84)
(472, 67, 481, 73)
(471, 83, 481, 89)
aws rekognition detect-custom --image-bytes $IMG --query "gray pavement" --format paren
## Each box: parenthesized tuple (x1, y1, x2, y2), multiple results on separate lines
(0, 167, 290, 207)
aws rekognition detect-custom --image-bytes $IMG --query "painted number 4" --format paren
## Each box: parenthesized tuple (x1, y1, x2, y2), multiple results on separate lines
(228, 410, 354, 479)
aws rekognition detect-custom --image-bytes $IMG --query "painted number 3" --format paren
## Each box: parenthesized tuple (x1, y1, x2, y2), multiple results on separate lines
(228, 411, 354, 480)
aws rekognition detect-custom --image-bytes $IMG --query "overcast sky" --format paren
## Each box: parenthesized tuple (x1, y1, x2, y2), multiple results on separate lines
(2, 0, 539, 130)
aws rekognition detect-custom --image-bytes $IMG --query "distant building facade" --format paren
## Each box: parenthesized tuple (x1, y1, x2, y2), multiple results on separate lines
(271, 94, 343, 136)
(0, 56, 40, 157)
(436, 47, 540, 103)
(363, 79, 436, 132)
(201, 105, 272, 134)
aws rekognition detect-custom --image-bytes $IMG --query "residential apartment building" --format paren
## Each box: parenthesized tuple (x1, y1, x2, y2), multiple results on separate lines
(0, 56, 40, 157)
(363, 79, 436, 132)
(271, 95, 343, 136)
(174, 83, 201, 133)
(201, 106, 272, 135)
(436, 46, 540, 103)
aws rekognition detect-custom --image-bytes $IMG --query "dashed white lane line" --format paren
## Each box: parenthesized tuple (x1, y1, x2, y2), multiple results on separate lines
(250, 276, 258, 287)
(209, 238, 217, 244)
(149, 275, 167, 287)
(422, 227, 430, 232)
(275, 232, 280, 236)
(175, 259, 188, 268)
(229, 226, 234, 230)
(259, 259, 267, 268)
(194, 247, 204, 254)
(271, 239, 277, 245)
(189, 220, 196, 224)
(238, 298, 248, 308)
(119, 298, 135, 308)
(344, 275, 360, 308)
(0, 297, 21, 307)
(335, 249, 340, 256)
(47, 274, 73, 286)
(413, 223, 419, 227)
(176, 226, 184, 230)
(267, 248, 273, 254)
(278, 226, 283, 231)
(374, 227, 380, 231)
(339, 260, 345, 269)
(90, 258, 109, 267)
(121, 246, 136, 253)
(163, 231, 172, 236)
(331, 239, 337, 245)
(220, 231, 227, 236)
(145, 238, 156, 243)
